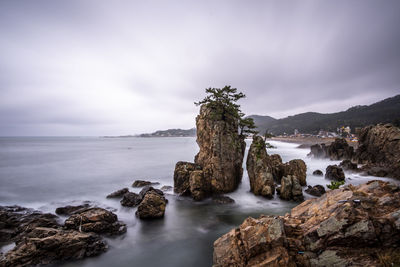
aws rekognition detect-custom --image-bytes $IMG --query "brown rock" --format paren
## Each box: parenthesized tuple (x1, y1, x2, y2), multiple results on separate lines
(106, 188, 129, 198)
(135, 191, 167, 219)
(282, 159, 307, 186)
(189, 170, 210, 201)
(173, 161, 201, 195)
(132, 180, 159, 187)
(325, 165, 345, 181)
(64, 208, 126, 235)
(305, 185, 326, 197)
(120, 192, 141, 207)
(279, 175, 304, 201)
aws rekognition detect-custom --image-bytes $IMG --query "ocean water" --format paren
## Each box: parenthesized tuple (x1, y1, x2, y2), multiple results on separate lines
(0, 137, 397, 266)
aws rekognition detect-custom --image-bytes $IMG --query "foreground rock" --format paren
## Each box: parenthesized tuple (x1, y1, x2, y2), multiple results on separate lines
(0, 227, 107, 267)
(325, 165, 345, 181)
(106, 188, 129, 198)
(64, 208, 126, 235)
(136, 191, 167, 219)
(213, 180, 400, 266)
(278, 175, 304, 201)
(246, 136, 275, 198)
(354, 124, 400, 179)
(305, 184, 326, 197)
(132, 180, 159, 187)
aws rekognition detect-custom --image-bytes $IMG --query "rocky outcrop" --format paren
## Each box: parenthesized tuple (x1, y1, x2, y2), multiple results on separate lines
(325, 165, 345, 181)
(120, 192, 141, 207)
(308, 138, 354, 161)
(194, 105, 246, 194)
(246, 136, 275, 198)
(278, 175, 304, 201)
(136, 191, 167, 219)
(0, 227, 107, 267)
(189, 170, 211, 201)
(64, 208, 126, 235)
(305, 184, 326, 197)
(281, 159, 307, 186)
(173, 161, 202, 196)
(213, 180, 400, 266)
(132, 180, 159, 187)
(339, 159, 358, 171)
(354, 124, 400, 179)
(106, 188, 129, 198)
(313, 169, 323, 176)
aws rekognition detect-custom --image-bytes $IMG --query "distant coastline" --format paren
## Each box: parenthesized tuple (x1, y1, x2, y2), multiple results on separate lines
(102, 128, 196, 138)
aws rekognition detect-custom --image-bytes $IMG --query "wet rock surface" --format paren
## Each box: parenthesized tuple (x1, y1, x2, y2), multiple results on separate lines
(246, 136, 275, 198)
(313, 169, 323, 176)
(305, 184, 326, 197)
(308, 138, 354, 161)
(55, 204, 91, 216)
(339, 159, 358, 171)
(64, 208, 126, 235)
(212, 195, 235, 205)
(136, 191, 167, 219)
(120, 192, 141, 207)
(132, 180, 159, 187)
(325, 165, 345, 181)
(279, 175, 304, 201)
(160, 185, 173, 191)
(173, 161, 202, 196)
(106, 188, 129, 198)
(213, 180, 400, 267)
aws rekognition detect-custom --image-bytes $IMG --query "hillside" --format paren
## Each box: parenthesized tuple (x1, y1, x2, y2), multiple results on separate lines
(139, 128, 196, 137)
(252, 94, 400, 135)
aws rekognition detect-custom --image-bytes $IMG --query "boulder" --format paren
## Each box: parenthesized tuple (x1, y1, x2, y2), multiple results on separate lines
(160, 185, 173, 191)
(212, 195, 235, 204)
(138, 186, 164, 200)
(106, 188, 129, 198)
(325, 165, 345, 181)
(279, 175, 304, 201)
(282, 159, 307, 186)
(326, 138, 354, 160)
(120, 192, 141, 207)
(64, 208, 126, 235)
(0, 227, 107, 267)
(132, 180, 159, 187)
(354, 124, 400, 179)
(313, 169, 323, 176)
(194, 104, 246, 194)
(213, 180, 400, 266)
(246, 136, 275, 198)
(136, 191, 167, 219)
(305, 185, 326, 197)
(339, 159, 358, 171)
(173, 161, 202, 195)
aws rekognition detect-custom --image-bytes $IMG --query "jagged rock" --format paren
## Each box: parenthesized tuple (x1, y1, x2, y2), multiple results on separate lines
(189, 170, 210, 201)
(267, 154, 283, 183)
(136, 191, 167, 219)
(0, 227, 107, 267)
(212, 195, 235, 204)
(246, 136, 275, 198)
(308, 143, 327, 158)
(339, 159, 358, 171)
(132, 180, 159, 187)
(160, 185, 173, 191)
(64, 208, 126, 235)
(305, 185, 326, 197)
(120, 192, 141, 207)
(138, 186, 164, 200)
(106, 188, 129, 198)
(173, 161, 202, 195)
(0, 206, 60, 244)
(194, 105, 246, 193)
(55, 204, 91, 215)
(281, 159, 307, 186)
(325, 165, 345, 181)
(213, 180, 400, 266)
(354, 124, 400, 179)
(279, 175, 304, 201)
(308, 138, 354, 161)
(313, 169, 323, 176)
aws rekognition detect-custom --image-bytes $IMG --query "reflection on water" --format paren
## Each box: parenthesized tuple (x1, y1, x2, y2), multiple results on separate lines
(0, 137, 397, 267)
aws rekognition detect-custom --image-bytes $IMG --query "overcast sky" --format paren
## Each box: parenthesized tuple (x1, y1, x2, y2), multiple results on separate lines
(1, 0, 399, 136)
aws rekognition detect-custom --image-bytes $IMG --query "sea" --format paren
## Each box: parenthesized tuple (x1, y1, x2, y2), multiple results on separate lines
(0, 137, 397, 267)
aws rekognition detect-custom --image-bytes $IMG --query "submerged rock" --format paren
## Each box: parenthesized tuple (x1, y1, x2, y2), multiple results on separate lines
(132, 180, 159, 187)
(136, 191, 167, 219)
(212, 195, 235, 205)
(325, 165, 345, 181)
(120, 192, 141, 207)
(0, 227, 107, 267)
(246, 136, 275, 198)
(55, 204, 91, 215)
(305, 184, 326, 197)
(213, 180, 400, 266)
(160, 185, 173, 191)
(64, 208, 126, 235)
(313, 169, 323, 176)
(279, 175, 304, 201)
(106, 188, 129, 198)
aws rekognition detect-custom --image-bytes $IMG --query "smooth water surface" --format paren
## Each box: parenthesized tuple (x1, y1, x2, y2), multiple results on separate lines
(0, 137, 397, 267)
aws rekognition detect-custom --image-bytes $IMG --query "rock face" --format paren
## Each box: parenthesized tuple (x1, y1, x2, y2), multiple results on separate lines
(106, 188, 129, 198)
(305, 185, 326, 197)
(64, 208, 126, 235)
(194, 105, 246, 194)
(213, 180, 400, 266)
(313, 169, 323, 176)
(173, 161, 202, 196)
(354, 124, 400, 179)
(279, 175, 304, 201)
(325, 165, 345, 181)
(120, 192, 141, 207)
(136, 191, 167, 219)
(0, 227, 107, 267)
(246, 136, 275, 198)
(281, 159, 307, 186)
(308, 138, 354, 161)
(189, 170, 211, 201)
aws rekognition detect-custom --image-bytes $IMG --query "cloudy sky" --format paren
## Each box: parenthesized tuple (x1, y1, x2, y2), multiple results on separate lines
(1, 0, 399, 136)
